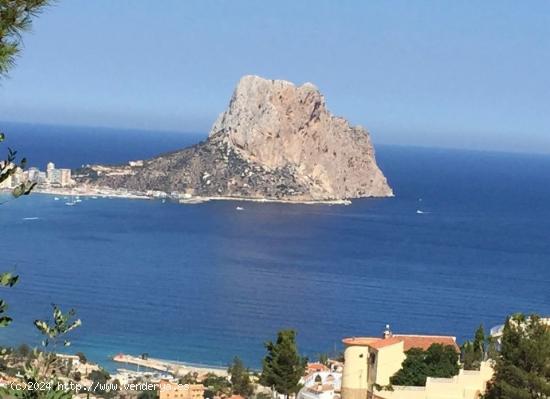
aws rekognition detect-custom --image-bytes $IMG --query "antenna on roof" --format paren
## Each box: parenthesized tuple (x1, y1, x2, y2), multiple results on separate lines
(383, 324, 392, 339)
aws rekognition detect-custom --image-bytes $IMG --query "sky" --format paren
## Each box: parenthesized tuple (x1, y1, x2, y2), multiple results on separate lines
(0, 0, 549, 153)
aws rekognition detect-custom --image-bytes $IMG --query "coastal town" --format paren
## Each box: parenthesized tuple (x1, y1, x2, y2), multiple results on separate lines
(0, 160, 352, 205)
(0, 160, 154, 201)
(2, 316, 547, 399)
(0, 161, 73, 190)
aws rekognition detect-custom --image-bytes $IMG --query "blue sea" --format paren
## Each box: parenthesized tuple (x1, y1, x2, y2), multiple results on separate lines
(0, 122, 549, 370)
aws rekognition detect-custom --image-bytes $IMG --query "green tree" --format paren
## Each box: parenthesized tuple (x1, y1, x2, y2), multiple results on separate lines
(318, 353, 329, 366)
(462, 324, 486, 370)
(1, 0, 50, 75)
(179, 372, 198, 385)
(75, 351, 87, 364)
(138, 390, 159, 399)
(228, 356, 254, 397)
(202, 373, 231, 397)
(484, 313, 550, 399)
(390, 344, 460, 386)
(15, 343, 31, 359)
(260, 329, 307, 398)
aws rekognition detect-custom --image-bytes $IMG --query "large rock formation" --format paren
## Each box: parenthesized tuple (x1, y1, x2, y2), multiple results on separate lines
(77, 75, 392, 202)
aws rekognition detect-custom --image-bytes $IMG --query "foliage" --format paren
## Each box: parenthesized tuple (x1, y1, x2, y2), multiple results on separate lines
(260, 329, 307, 398)
(75, 351, 86, 364)
(0, 305, 81, 399)
(0, 270, 20, 328)
(202, 373, 231, 397)
(228, 356, 254, 397)
(462, 324, 486, 370)
(483, 313, 550, 399)
(179, 372, 198, 385)
(390, 344, 460, 386)
(318, 353, 329, 366)
(89, 368, 111, 394)
(0, 0, 51, 76)
(138, 390, 159, 399)
(33, 305, 81, 348)
(15, 344, 31, 358)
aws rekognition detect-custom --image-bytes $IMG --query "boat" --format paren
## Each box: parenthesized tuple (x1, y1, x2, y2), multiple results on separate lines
(54, 197, 60, 201)
(65, 195, 77, 206)
(23, 217, 39, 221)
(416, 209, 424, 214)
(236, 206, 244, 211)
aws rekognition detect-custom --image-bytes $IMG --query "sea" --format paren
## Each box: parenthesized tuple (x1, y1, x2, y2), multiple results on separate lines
(0, 121, 549, 371)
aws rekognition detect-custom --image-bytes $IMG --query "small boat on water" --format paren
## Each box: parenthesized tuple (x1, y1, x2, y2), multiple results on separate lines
(236, 206, 244, 211)
(416, 209, 424, 214)
(65, 195, 77, 206)
(54, 197, 60, 201)
(23, 217, 39, 221)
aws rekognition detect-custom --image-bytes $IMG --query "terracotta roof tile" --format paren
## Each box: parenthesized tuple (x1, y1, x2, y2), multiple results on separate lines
(393, 335, 459, 351)
(343, 334, 459, 352)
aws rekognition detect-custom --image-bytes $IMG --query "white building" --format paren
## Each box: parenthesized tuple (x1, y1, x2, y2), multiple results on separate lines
(299, 371, 342, 399)
(49, 168, 72, 187)
(46, 162, 55, 180)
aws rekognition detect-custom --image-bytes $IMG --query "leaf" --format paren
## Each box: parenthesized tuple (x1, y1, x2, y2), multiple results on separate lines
(0, 272, 19, 287)
(0, 316, 13, 327)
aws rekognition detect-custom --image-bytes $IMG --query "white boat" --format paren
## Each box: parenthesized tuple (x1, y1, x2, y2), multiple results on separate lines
(416, 209, 424, 214)
(66, 195, 77, 206)
(54, 197, 60, 201)
(236, 206, 244, 211)
(23, 217, 39, 221)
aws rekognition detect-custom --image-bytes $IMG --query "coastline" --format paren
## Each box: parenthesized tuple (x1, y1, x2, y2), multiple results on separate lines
(28, 186, 354, 206)
(112, 354, 229, 377)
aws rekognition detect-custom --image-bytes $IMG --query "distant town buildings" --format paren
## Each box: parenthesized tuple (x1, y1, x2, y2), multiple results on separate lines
(159, 380, 205, 399)
(0, 161, 74, 190)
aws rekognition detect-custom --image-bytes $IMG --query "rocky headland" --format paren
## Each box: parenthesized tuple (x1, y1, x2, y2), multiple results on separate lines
(75, 75, 392, 203)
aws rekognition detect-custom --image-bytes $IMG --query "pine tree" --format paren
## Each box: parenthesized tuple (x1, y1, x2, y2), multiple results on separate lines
(484, 314, 550, 399)
(228, 356, 254, 398)
(462, 324, 486, 370)
(1, 0, 51, 76)
(260, 330, 307, 398)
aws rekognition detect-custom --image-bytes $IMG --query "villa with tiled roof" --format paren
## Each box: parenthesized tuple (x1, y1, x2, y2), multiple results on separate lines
(341, 326, 493, 399)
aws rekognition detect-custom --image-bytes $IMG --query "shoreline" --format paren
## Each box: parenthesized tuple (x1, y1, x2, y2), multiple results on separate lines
(28, 186, 355, 205)
(112, 353, 229, 377)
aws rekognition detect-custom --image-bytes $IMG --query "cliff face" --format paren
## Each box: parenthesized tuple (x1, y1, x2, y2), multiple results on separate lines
(77, 75, 392, 201)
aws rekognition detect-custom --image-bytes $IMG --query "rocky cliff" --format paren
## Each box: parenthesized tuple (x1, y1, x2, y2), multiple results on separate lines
(76, 75, 392, 202)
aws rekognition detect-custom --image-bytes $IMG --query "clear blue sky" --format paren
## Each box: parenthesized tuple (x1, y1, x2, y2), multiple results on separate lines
(1, 0, 549, 153)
